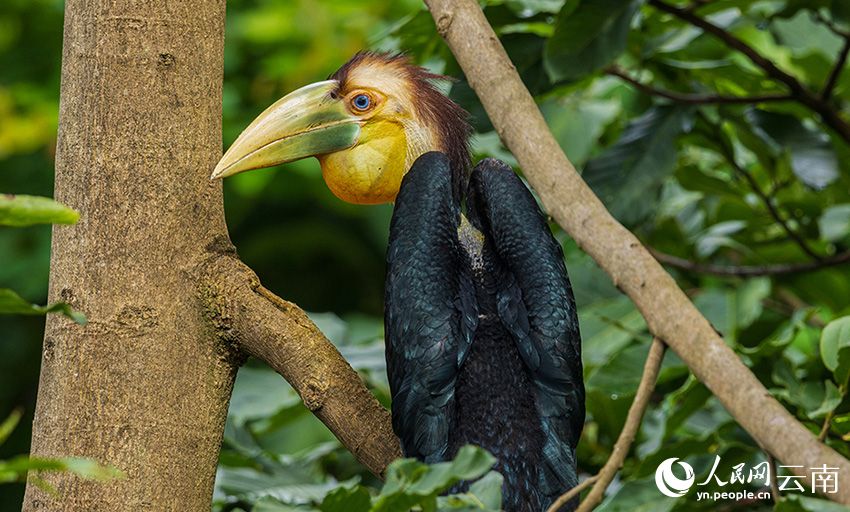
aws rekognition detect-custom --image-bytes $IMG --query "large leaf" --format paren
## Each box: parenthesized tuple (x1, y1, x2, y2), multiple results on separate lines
(0, 194, 79, 226)
(819, 204, 850, 243)
(0, 288, 86, 324)
(820, 316, 850, 386)
(372, 445, 496, 512)
(0, 455, 122, 486)
(582, 106, 689, 226)
(0, 409, 23, 447)
(544, 0, 639, 82)
(746, 109, 839, 190)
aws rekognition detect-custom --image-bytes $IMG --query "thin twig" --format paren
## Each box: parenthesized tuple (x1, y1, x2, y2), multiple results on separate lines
(768, 454, 782, 503)
(606, 66, 792, 105)
(813, 11, 850, 39)
(819, 409, 836, 442)
(547, 339, 667, 512)
(574, 338, 667, 512)
(649, 0, 850, 143)
(650, 248, 850, 277)
(423, 0, 850, 504)
(698, 114, 824, 261)
(822, 37, 850, 100)
(546, 475, 599, 511)
(775, 288, 827, 328)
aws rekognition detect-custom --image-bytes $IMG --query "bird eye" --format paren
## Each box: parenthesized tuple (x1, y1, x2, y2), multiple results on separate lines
(352, 94, 371, 111)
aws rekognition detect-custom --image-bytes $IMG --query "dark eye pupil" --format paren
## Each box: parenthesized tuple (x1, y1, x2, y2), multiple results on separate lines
(354, 95, 370, 109)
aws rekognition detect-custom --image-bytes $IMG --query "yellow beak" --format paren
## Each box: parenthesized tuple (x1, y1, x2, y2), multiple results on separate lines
(211, 80, 361, 179)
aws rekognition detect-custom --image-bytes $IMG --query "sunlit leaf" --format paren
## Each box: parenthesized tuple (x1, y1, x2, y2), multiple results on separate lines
(0, 194, 79, 226)
(821, 316, 850, 386)
(0, 288, 86, 324)
(0, 408, 22, 446)
(819, 204, 850, 242)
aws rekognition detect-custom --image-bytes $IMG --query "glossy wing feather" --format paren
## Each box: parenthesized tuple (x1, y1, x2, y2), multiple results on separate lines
(385, 152, 477, 463)
(466, 158, 585, 508)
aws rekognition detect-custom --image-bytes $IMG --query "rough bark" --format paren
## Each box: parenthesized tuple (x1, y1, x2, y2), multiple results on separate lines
(23, 0, 398, 509)
(423, 0, 850, 504)
(23, 1, 235, 509)
(197, 253, 401, 477)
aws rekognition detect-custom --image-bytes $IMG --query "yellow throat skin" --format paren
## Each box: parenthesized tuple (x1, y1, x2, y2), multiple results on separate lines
(318, 119, 409, 205)
(211, 52, 470, 206)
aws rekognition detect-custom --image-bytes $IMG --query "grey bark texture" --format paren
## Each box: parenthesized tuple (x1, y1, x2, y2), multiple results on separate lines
(23, 1, 398, 510)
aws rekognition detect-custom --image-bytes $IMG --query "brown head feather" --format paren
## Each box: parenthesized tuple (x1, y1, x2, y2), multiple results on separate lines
(331, 51, 472, 199)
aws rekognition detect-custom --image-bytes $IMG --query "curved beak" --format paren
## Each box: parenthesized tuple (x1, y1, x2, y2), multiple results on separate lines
(211, 80, 361, 179)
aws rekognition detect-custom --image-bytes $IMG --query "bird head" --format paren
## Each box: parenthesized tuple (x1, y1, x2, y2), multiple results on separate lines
(212, 52, 470, 204)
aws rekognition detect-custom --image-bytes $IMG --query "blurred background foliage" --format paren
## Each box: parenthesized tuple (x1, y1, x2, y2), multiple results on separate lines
(2, 0, 850, 510)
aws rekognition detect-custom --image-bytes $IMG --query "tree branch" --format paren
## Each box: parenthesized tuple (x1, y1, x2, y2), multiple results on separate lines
(199, 252, 401, 478)
(700, 115, 824, 261)
(822, 37, 850, 101)
(606, 66, 792, 105)
(572, 338, 667, 512)
(546, 475, 598, 512)
(423, 0, 850, 504)
(650, 248, 850, 277)
(648, 0, 850, 143)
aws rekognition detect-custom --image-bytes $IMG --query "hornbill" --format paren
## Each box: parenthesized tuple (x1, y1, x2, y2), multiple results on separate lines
(212, 52, 585, 511)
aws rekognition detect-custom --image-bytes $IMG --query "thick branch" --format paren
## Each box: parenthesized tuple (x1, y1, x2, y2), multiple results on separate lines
(651, 248, 850, 277)
(649, 0, 850, 143)
(199, 253, 401, 478)
(574, 339, 666, 512)
(606, 66, 792, 105)
(423, 0, 850, 504)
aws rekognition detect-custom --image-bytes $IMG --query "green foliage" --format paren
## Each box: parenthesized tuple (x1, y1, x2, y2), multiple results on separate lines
(821, 316, 850, 388)
(0, 409, 122, 493)
(0, 194, 78, 226)
(0, 288, 86, 324)
(544, 0, 640, 82)
(0, 194, 84, 325)
(4, 0, 850, 510)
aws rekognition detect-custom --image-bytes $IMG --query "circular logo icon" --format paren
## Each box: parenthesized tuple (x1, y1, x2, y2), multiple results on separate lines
(655, 457, 695, 498)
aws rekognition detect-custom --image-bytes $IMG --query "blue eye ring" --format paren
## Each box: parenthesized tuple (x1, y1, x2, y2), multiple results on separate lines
(352, 93, 371, 111)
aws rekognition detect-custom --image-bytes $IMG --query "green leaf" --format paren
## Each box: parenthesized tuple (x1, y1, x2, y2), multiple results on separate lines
(582, 106, 689, 227)
(746, 109, 839, 190)
(373, 445, 496, 512)
(808, 380, 843, 418)
(0, 408, 23, 446)
(0, 455, 122, 484)
(228, 366, 302, 427)
(775, 493, 850, 512)
(819, 204, 850, 243)
(541, 96, 621, 166)
(321, 486, 371, 512)
(596, 478, 675, 512)
(544, 0, 639, 82)
(0, 194, 79, 226)
(0, 288, 87, 324)
(465, 471, 503, 510)
(820, 316, 850, 386)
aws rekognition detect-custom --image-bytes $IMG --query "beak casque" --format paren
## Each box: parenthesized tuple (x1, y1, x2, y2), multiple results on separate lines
(211, 80, 361, 179)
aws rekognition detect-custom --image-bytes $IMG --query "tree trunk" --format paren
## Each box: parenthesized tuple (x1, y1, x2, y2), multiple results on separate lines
(22, 0, 237, 509)
(23, 1, 398, 509)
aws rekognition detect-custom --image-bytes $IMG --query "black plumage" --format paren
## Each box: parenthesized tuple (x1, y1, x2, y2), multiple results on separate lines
(385, 152, 585, 511)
